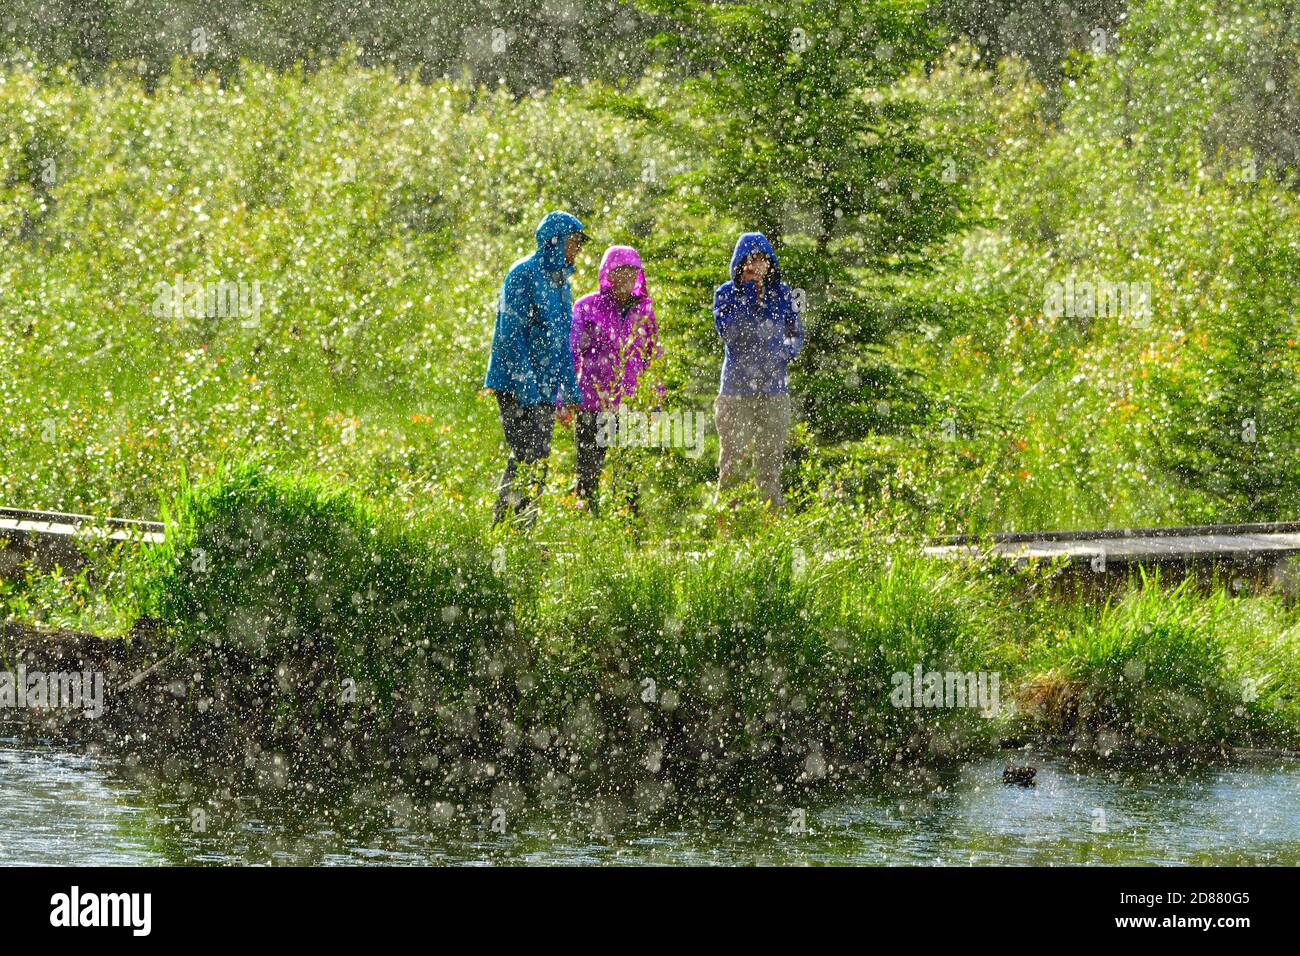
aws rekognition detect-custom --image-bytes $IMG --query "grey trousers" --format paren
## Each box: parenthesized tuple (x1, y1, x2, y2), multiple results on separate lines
(714, 392, 791, 506)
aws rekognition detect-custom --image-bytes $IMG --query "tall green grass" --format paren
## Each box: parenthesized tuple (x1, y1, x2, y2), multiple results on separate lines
(129, 459, 514, 739)
(85, 461, 1294, 803)
(1021, 574, 1300, 749)
(519, 524, 1012, 786)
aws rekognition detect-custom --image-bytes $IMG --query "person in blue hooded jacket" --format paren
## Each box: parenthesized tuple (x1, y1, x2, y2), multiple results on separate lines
(712, 231, 804, 507)
(484, 210, 590, 524)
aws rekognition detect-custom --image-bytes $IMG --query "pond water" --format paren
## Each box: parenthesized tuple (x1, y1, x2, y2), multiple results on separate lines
(1, 739, 1296, 865)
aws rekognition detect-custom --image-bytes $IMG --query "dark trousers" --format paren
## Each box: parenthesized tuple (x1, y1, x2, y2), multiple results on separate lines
(574, 410, 608, 512)
(494, 392, 555, 524)
(574, 409, 642, 516)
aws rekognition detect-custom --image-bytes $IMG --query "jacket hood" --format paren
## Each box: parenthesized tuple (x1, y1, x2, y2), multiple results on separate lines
(534, 210, 586, 275)
(597, 244, 648, 299)
(729, 231, 781, 285)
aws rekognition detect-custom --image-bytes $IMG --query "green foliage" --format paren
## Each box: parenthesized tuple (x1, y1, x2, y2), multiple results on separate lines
(3, 0, 1300, 786)
(1146, 198, 1300, 520)
(0, 561, 132, 635)
(132, 459, 513, 709)
(854, 1, 1300, 532)
(933, 0, 1130, 90)
(0, 0, 655, 91)
(0, 57, 679, 521)
(525, 521, 1009, 764)
(1025, 575, 1299, 747)
(123, 461, 1024, 784)
(614, 0, 976, 442)
(113, 460, 1297, 778)
(1106, 0, 1300, 176)
(632, 0, 957, 252)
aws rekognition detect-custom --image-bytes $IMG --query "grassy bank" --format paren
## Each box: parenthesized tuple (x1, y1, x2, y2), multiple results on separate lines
(2, 462, 1265, 802)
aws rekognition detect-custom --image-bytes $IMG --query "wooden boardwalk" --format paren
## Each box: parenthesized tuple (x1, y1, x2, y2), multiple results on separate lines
(0, 507, 164, 575)
(5, 505, 1300, 583)
(923, 521, 1300, 581)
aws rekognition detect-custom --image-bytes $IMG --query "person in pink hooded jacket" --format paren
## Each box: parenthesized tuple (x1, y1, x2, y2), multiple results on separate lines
(568, 244, 660, 513)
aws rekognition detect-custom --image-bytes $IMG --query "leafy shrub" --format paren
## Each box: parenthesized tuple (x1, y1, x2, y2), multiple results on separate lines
(1023, 575, 1299, 747)
(133, 459, 513, 716)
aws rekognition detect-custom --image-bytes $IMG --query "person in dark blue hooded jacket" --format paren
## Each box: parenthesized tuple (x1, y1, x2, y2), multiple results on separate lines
(712, 231, 804, 507)
(484, 210, 590, 524)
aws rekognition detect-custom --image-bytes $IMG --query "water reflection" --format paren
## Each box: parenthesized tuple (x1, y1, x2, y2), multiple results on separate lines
(1, 738, 1296, 865)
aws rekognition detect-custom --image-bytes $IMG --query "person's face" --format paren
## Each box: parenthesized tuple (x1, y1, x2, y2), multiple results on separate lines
(740, 252, 770, 283)
(608, 265, 638, 298)
(564, 233, 584, 266)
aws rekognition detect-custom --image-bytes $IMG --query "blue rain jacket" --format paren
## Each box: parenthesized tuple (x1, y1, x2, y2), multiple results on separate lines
(713, 232, 805, 396)
(484, 211, 585, 405)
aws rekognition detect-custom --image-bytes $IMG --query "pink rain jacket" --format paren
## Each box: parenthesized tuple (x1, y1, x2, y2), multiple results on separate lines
(568, 245, 660, 412)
